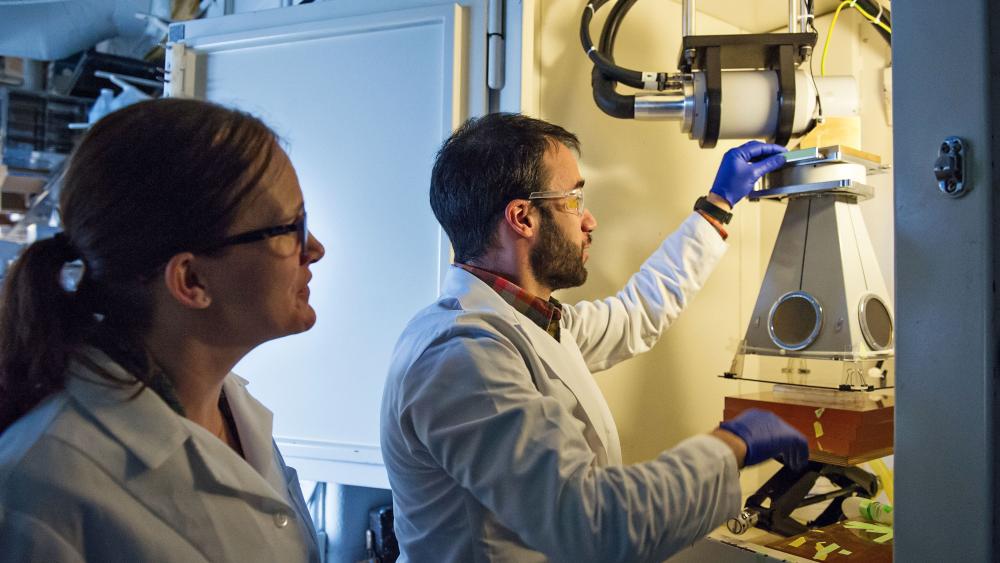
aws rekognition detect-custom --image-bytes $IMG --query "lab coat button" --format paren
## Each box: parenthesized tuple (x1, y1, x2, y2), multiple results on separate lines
(273, 511, 289, 528)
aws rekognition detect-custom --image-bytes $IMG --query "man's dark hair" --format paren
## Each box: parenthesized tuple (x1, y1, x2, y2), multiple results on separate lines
(429, 113, 580, 263)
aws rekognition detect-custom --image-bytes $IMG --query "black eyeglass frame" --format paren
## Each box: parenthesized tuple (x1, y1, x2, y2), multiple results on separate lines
(202, 212, 308, 258)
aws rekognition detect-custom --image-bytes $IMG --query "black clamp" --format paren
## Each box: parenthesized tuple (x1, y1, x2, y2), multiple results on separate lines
(678, 33, 816, 148)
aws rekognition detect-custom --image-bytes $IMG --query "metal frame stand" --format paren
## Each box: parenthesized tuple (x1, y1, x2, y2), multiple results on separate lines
(744, 461, 879, 537)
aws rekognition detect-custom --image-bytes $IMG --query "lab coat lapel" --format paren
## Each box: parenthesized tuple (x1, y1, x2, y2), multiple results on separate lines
(221, 374, 318, 546)
(445, 267, 618, 464)
(222, 375, 287, 496)
(66, 352, 295, 527)
(517, 319, 621, 465)
(63, 353, 228, 560)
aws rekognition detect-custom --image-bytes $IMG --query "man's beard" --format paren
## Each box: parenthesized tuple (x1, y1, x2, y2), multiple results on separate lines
(530, 207, 589, 291)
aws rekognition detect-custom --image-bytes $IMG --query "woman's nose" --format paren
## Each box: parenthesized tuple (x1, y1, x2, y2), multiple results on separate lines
(304, 232, 325, 264)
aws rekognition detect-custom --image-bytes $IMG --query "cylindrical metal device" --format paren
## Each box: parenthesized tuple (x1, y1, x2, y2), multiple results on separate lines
(625, 70, 858, 145)
(687, 71, 857, 143)
(634, 75, 694, 126)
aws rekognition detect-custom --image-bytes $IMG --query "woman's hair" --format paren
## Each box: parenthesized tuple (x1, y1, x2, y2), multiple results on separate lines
(0, 98, 279, 431)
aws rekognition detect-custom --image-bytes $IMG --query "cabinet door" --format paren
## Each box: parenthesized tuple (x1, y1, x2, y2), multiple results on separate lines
(168, 0, 517, 488)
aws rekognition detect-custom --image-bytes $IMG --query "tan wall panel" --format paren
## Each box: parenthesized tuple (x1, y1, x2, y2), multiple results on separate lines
(532, 2, 893, 467)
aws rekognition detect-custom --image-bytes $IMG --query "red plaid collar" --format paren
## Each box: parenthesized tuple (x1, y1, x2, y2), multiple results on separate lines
(456, 263, 562, 341)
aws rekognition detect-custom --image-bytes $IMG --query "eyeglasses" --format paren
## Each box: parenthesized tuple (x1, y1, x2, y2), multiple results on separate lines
(528, 187, 584, 216)
(203, 212, 308, 259)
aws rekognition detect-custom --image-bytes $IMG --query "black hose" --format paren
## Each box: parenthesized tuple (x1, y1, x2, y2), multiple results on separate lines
(591, 67, 634, 119)
(599, 0, 639, 60)
(580, 0, 646, 90)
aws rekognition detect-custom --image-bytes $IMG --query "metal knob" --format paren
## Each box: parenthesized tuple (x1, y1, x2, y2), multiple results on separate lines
(727, 509, 759, 535)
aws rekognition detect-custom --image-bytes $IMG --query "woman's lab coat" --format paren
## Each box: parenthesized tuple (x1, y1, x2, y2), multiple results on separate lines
(381, 213, 742, 563)
(0, 349, 321, 563)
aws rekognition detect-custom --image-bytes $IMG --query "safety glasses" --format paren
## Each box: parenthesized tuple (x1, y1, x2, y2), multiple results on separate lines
(527, 187, 585, 216)
(204, 212, 308, 259)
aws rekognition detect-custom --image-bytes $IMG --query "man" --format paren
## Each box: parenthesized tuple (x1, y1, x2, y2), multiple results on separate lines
(380, 113, 808, 562)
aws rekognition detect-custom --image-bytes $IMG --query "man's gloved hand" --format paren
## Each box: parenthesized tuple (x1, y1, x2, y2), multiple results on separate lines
(709, 141, 787, 206)
(719, 408, 809, 470)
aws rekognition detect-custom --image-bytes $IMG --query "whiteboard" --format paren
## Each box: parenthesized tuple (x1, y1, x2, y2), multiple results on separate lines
(169, 2, 481, 488)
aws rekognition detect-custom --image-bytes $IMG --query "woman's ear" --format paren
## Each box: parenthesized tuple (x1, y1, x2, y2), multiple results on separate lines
(502, 199, 540, 240)
(162, 252, 211, 309)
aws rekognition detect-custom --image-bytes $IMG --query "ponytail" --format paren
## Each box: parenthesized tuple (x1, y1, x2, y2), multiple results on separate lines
(0, 234, 92, 431)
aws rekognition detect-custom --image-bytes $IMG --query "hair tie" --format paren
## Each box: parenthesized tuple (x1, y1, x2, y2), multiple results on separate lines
(52, 232, 81, 263)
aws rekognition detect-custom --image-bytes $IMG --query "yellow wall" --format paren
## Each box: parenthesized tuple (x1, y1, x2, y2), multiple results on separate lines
(528, 2, 893, 471)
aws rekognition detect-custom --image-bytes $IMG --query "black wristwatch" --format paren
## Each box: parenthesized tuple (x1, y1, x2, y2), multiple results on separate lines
(694, 196, 733, 224)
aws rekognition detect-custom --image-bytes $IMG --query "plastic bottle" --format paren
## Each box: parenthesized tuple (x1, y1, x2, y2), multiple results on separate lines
(108, 80, 150, 112)
(842, 496, 893, 526)
(88, 88, 115, 124)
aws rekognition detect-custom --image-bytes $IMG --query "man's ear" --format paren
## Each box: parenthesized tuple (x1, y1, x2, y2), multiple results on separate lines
(502, 199, 540, 240)
(162, 252, 211, 310)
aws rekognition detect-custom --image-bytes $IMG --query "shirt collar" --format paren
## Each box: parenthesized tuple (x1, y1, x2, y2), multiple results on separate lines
(456, 263, 563, 340)
(64, 347, 191, 470)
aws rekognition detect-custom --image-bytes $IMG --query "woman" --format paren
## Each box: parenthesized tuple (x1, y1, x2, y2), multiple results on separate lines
(0, 98, 325, 562)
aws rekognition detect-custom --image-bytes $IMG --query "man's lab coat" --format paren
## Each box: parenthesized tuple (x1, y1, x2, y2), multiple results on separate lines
(0, 349, 320, 563)
(381, 213, 744, 563)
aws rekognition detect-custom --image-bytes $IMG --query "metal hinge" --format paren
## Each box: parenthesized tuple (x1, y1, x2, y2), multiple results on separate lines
(487, 0, 505, 91)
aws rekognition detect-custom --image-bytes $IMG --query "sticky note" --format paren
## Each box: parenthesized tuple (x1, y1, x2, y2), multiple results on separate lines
(814, 421, 824, 438)
(788, 537, 807, 547)
(843, 521, 893, 544)
(839, 550, 853, 555)
(814, 541, 840, 561)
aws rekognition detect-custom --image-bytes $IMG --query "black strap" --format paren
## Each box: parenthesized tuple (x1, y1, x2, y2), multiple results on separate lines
(694, 196, 733, 224)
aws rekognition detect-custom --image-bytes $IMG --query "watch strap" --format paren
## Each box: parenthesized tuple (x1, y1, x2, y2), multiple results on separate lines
(694, 195, 733, 224)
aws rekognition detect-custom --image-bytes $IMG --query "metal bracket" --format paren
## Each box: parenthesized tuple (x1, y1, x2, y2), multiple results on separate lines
(934, 136, 967, 197)
(486, 0, 505, 91)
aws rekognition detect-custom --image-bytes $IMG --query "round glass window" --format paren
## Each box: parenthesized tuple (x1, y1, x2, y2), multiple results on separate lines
(768, 291, 823, 351)
(859, 294, 893, 351)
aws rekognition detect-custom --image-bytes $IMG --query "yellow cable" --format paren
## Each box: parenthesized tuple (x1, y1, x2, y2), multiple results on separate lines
(820, 1, 850, 76)
(820, 1, 892, 77)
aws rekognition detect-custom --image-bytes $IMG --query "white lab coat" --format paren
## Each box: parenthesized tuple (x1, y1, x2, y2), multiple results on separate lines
(381, 212, 742, 563)
(0, 348, 321, 563)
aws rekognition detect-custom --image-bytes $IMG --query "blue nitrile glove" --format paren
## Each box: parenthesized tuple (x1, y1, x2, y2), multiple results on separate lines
(719, 408, 809, 470)
(709, 141, 788, 206)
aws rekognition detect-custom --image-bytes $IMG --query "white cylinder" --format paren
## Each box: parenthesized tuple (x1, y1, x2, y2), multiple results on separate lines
(813, 75, 860, 117)
(690, 70, 860, 142)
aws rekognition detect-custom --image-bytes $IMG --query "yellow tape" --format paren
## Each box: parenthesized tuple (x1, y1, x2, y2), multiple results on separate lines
(788, 537, 807, 548)
(843, 521, 893, 544)
(814, 421, 824, 438)
(839, 549, 853, 555)
(814, 541, 840, 561)
(815, 407, 825, 418)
